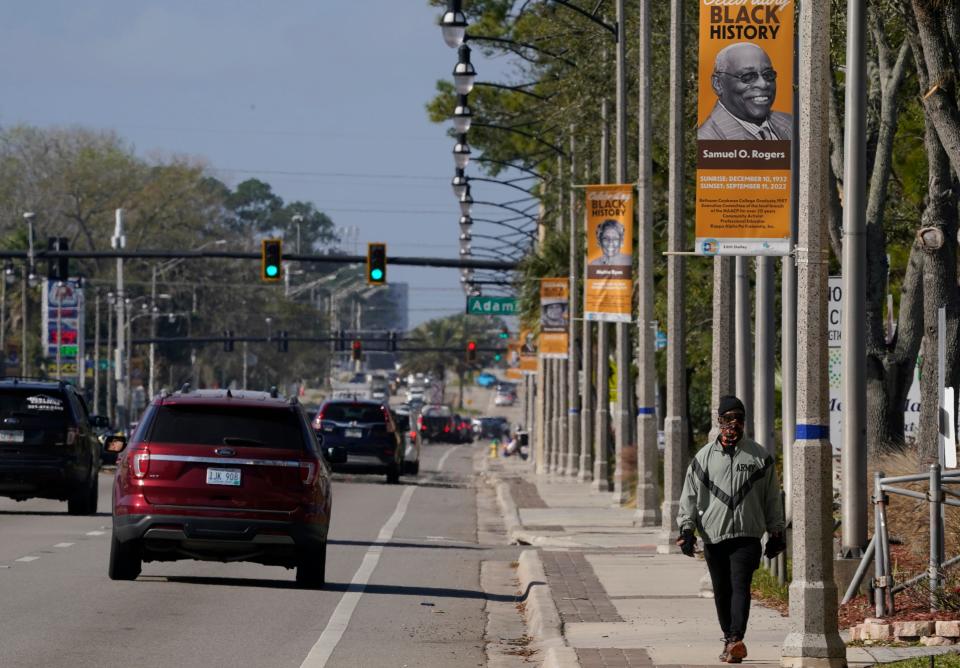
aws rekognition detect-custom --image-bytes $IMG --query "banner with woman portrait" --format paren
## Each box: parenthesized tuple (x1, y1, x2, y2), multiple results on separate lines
(694, 0, 794, 256)
(584, 184, 634, 321)
(539, 277, 569, 359)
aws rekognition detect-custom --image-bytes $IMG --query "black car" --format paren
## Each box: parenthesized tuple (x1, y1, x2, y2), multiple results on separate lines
(0, 378, 102, 514)
(312, 400, 403, 484)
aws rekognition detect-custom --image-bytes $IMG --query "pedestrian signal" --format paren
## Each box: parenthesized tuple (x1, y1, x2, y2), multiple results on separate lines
(261, 239, 282, 282)
(367, 243, 386, 284)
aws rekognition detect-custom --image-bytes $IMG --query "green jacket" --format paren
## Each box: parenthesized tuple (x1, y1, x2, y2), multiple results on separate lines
(676, 436, 785, 544)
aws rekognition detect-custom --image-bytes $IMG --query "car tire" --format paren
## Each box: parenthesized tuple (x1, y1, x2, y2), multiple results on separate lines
(108, 533, 142, 581)
(68, 470, 98, 516)
(296, 542, 327, 589)
(404, 460, 419, 476)
(386, 464, 400, 485)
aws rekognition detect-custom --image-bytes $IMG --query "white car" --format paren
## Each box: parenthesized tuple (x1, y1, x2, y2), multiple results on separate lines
(494, 390, 516, 407)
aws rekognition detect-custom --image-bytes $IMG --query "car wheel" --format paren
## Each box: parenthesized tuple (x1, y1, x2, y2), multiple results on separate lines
(68, 470, 98, 516)
(296, 541, 327, 589)
(108, 533, 142, 581)
(386, 464, 400, 485)
(404, 460, 419, 476)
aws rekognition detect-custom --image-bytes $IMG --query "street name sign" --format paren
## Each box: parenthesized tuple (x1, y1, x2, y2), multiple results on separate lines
(466, 296, 517, 316)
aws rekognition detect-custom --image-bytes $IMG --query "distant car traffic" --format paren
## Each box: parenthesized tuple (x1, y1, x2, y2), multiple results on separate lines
(418, 404, 458, 444)
(472, 416, 510, 439)
(108, 389, 338, 587)
(313, 400, 404, 483)
(0, 378, 102, 515)
(494, 388, 517, 407)
(476, 372, 498, 388)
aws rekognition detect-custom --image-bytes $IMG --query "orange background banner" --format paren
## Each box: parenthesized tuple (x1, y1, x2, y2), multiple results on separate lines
(584, 184, 633, 321)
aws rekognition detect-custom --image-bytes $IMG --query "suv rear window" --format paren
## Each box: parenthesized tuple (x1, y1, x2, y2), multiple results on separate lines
(321, 403, 386, 423)
(0, 389, 71, 427)
(147, 404, 304, 449)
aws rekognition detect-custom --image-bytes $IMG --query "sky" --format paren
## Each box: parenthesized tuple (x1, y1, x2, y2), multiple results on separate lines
(0, 2, 513, 327)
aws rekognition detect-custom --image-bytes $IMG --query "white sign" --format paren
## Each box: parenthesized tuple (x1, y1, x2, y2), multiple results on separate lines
(827, 276, 842, 348)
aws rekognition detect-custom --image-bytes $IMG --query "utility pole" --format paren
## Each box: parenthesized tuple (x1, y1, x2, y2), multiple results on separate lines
(150, 266, 158, 400)
(55, 282, 63, 380)
(661, 0, 688, 546)
(635, 0, 659, 525)
(106, 295, 114, 423)
(840, 0, 868, 558)
(579, 160, 595, 483)
(567, 128, 581, 477)
(612, 0, 632, 504)
(735, 256, 754, 434)
(22, 212, 35, 378)
(711, 259, 736, 438)
(556, 153, 569, 475)
(112, 209, 127, 430)
(93, 291, 101, 414)
(242, 340, 248, 390)
(593, 93, 612, 492)
(755, 257, 776, 454)
(780, 0, 847, 662)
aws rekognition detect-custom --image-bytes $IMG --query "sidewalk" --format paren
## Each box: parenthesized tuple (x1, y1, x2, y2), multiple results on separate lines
(483, 452, 960, 668)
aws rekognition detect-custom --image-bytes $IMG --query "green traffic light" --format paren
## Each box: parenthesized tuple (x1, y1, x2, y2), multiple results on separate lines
(370, 268, 384, 281)
(266, 265, 279, 277)
(494, 353, 502, 361)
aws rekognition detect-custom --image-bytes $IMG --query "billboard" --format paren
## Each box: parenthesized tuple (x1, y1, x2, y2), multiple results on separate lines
(694, 0, 794, 256)
(584, 184, 633, 321)
(539, 278, 569, 359)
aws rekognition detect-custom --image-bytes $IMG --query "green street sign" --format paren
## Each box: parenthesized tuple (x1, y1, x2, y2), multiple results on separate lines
(466, 296, 518, 316)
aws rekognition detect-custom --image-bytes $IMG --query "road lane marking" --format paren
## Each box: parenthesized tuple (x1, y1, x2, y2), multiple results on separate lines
(53, 543, 74, 548)
(15, 556, 39, 562)
(436, 446, 456, 472)
(300, 485, 416, 668)
(85, 531, 105, 536)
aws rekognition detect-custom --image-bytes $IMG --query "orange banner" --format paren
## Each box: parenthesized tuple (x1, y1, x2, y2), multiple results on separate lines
(520, 328, 538, 374)
(584, 184, 633, 321)
(539, 277, 569, 359)
(695, 0, 794, 256)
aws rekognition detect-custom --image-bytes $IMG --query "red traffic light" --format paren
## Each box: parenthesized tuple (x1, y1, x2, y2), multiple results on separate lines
(352, 340, 362, 350)
(467, 341, 477, 351)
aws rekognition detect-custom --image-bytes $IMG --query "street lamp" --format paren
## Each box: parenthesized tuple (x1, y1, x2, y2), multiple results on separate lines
(440, 0, 467, 49)
(452, 95, 473, 134)
(458, 187, 474, 216)
(452, 170, 469, 198)
(453, 134, 471, 169)
(459, 215, 473, 233)
(452, 44, 477, 95)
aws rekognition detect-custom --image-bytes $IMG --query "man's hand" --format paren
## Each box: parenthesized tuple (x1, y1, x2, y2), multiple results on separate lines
(676, 529, 695, 557)
(764, 532, 786, 559)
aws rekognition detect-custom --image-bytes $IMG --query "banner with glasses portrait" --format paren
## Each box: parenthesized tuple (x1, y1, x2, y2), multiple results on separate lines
(694, 0, 794, 256)
(584, 184, 633, 321)
(539, 277, 569, 359)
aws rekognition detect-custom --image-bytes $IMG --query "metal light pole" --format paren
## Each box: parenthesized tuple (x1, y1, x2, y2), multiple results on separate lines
(93, 291, 101, 414)
(580, 155, 595, 483)
(840, 0, 868, 557)
(55, 281, 63, 380)
(22, 212, 35, 378)
(635, 0, 659, 525)
(612, 0, 632, 504)
(0, 264, 10, 375)
(148, 306, 158, 399)
(112, 209, 127, 429)
(735, 256, 754, 434)
(106, 293, 114, 423)
(780, 0, 847, 661)
(567, 127, 581, 477)
(661, 0, 688, 544)
(711, 258, 736, 438)
(755, 257, 776, 454)
(593, 93, 612, 492)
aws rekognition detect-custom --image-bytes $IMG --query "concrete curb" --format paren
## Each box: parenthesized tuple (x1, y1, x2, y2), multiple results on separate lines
(517, 549, 567, 651)
(542, 647, 580, 668)
(494, 478, 524, 542)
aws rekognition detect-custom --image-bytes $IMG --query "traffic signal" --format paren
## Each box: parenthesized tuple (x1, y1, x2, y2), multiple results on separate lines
(277, 330, 289, 353)
(366, 242, 387, 284)
(465, 340, 477, 363)
(47, 237, 69, 280)
(261, 239, 283, 282)
(498, 326, 509, 340)
(223, 330, 234, 352)
(351, 339, 362, 361)
(494, 353, 502, 362)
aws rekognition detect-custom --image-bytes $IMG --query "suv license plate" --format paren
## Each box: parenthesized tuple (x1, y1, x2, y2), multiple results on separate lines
(345, 429, 362, 438)
(206, 468, 241, 486)
(0, 430, 24, 443)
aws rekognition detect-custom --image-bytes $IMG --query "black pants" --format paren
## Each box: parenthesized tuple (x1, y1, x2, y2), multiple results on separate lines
(703, 536, 762, 642)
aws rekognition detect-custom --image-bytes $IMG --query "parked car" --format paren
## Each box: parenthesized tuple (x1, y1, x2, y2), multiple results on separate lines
(391, 409, 420, 476)
(418, 404, 457, 444)
(494, 388, 517, 407)
(476, 372, 498, 388)
(473, 416, 510, 439)
(0, 378, 102, 515)
(313, 399, 404, 483)
(107, 389, 340, 587)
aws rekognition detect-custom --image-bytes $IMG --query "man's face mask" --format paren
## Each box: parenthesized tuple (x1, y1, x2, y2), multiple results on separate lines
(719, 411, 745, 444)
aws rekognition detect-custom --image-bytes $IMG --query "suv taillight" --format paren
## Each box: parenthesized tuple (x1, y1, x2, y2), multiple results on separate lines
(299, 461, 316, 485)
(132, 448, 150, 479)
(66, 427, 78, 446)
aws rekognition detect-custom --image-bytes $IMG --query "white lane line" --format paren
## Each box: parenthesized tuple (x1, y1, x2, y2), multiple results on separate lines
(15, 556, 39, 563)
(85, 531, 105, 536)
(53, 543, 74, 548)
(436, 446, 457, 472)
(299, 485, 416, 668)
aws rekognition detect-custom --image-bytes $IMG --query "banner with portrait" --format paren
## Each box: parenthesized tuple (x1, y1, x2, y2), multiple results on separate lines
(584, 184, 633, 322)
(539, 277, 569, 359)
(519, 328, 538, 374)
(694, 0, 794, 256)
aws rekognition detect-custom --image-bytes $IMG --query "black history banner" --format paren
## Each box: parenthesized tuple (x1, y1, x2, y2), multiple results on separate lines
(695, 0, 794, 256)
(539, 277, 569, 359)
(584, 184, 633, 321)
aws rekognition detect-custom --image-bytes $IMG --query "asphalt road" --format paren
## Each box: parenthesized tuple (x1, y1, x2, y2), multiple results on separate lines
(0, 436, 508, 668)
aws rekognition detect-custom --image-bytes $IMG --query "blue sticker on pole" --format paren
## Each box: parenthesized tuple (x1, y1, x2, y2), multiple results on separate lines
(637, 406, 655, 415)
(795, 424, 830, 440)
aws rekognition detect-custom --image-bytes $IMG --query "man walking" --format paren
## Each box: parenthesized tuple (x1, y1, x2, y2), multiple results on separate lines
(675, 395, 785, 664)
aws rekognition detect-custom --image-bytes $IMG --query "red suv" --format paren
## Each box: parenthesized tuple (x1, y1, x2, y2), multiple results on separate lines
(107, 389, 341, 588)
